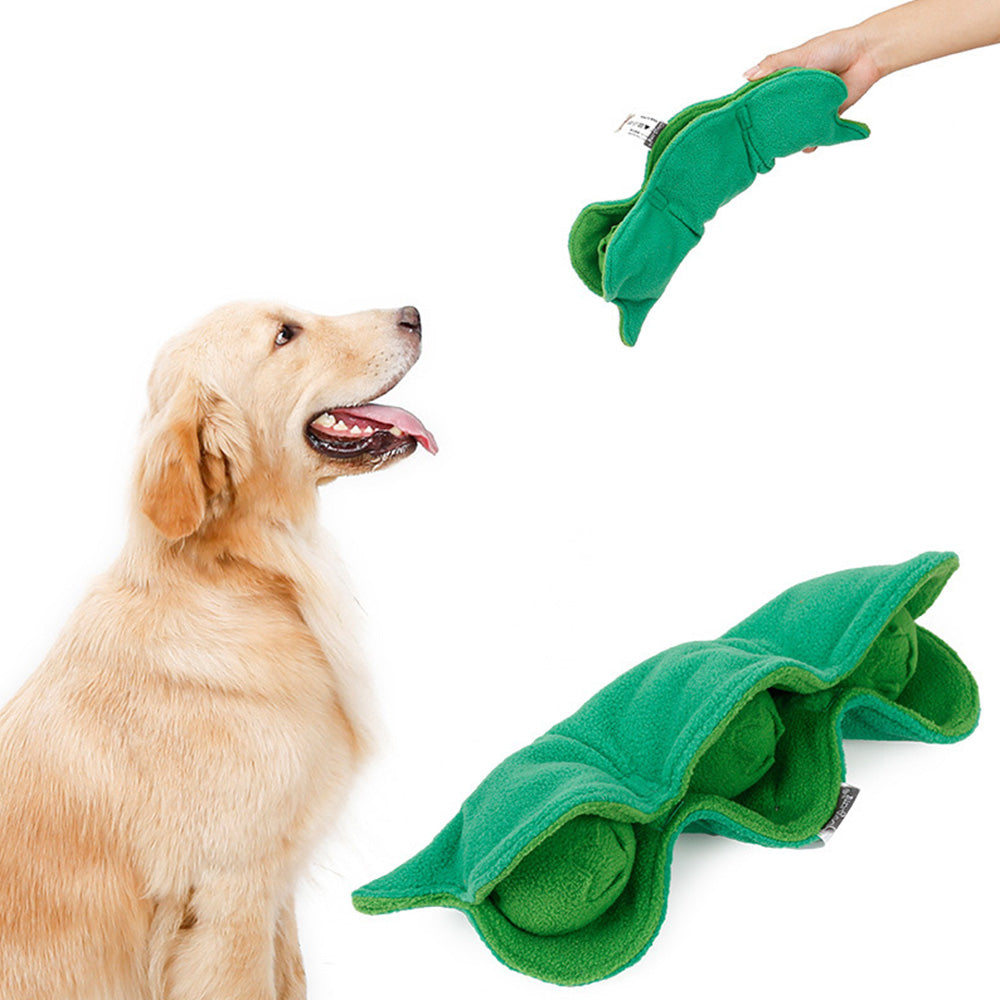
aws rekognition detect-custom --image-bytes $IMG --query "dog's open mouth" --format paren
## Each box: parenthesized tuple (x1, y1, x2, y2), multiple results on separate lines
(306, 404, 438, 459)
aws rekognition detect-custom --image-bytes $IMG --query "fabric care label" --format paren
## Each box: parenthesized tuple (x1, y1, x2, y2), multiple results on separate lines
(616, 113, 667, 148)
(814, 784, 861, 846)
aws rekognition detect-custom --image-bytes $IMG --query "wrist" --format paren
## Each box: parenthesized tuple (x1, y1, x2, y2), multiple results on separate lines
(853, 18, 895, 80)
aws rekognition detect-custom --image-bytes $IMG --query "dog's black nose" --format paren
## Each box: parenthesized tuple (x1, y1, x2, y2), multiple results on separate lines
(397, 306, 421, 338)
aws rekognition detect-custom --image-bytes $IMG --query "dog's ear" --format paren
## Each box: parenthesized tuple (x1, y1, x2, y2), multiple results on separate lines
(136, 379, 250, 540)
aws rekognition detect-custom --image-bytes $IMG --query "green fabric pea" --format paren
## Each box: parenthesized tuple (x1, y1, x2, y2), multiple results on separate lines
(688, 690, 784, 799)
(851, 607, 918, 700)
(491, 816, 636, 936)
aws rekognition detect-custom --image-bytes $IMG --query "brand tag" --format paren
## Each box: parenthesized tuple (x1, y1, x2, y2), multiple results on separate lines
(812, 783, 860, 846)
(616, 113, 667, 148)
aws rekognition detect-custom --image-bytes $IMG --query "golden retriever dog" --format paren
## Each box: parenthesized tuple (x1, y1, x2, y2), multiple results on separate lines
(0, 301, 436, 999)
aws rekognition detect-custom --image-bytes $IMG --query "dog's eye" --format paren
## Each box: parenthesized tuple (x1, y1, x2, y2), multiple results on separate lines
(275, 323, 301, 347)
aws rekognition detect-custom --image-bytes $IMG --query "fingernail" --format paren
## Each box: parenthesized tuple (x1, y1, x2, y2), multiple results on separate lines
(743, 65, 760, 80)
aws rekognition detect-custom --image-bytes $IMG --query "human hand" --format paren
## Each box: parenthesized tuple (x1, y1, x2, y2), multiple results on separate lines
(744, 1, 1000, 149)
(744, 27, 881, 151)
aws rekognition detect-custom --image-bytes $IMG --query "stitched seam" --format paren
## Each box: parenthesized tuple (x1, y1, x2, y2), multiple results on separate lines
(736, 103, 772, 174)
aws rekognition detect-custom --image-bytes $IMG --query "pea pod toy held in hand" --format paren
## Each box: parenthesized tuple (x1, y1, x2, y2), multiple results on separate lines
(353, 552, 978, 985)
(568, 68, 870, 345)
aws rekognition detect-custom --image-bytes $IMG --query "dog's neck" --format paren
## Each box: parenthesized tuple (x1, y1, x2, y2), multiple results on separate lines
(119, 470, 376, 756)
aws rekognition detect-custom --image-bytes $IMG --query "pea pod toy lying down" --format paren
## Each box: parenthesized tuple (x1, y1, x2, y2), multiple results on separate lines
(568, 68, 870, 345)
(353, 552, 979, 985)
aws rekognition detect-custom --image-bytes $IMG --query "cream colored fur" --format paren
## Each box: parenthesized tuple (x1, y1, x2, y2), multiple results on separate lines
(0, 301, 424, 999)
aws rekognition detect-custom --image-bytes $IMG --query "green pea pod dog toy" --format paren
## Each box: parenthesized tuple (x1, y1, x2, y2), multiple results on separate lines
(568, 68, 870, 345)
(353, 552, 978, 985)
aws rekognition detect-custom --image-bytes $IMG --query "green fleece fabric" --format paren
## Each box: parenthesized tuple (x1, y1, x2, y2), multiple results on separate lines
(353, 552, 978, 985)
(568, 68, 870, 345)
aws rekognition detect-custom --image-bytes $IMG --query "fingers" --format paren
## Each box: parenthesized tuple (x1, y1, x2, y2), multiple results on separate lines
(744, 46, 809, 80)
(744, 27, 878, 109)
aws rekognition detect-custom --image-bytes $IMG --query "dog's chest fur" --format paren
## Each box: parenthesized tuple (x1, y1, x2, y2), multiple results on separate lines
(40, 544, 366, 897)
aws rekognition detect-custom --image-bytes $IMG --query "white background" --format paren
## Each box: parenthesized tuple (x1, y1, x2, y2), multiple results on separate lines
(0, 2, 996, 997)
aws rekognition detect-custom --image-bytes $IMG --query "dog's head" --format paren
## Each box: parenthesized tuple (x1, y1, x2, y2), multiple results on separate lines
(135, 301, 436, 541)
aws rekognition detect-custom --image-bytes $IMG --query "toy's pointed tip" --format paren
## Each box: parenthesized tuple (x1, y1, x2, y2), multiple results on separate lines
(615, 300, 654, 346)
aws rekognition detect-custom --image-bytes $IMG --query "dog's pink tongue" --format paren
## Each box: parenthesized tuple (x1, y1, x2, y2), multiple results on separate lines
(338, 404, 438, 454)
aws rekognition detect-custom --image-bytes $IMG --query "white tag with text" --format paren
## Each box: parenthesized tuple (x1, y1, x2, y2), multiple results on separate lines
(616, 113, 667, 148)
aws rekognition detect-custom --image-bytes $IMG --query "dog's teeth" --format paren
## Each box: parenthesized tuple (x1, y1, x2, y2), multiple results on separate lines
(316, 417, 377, 437)
(389, 426, 404, 437)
